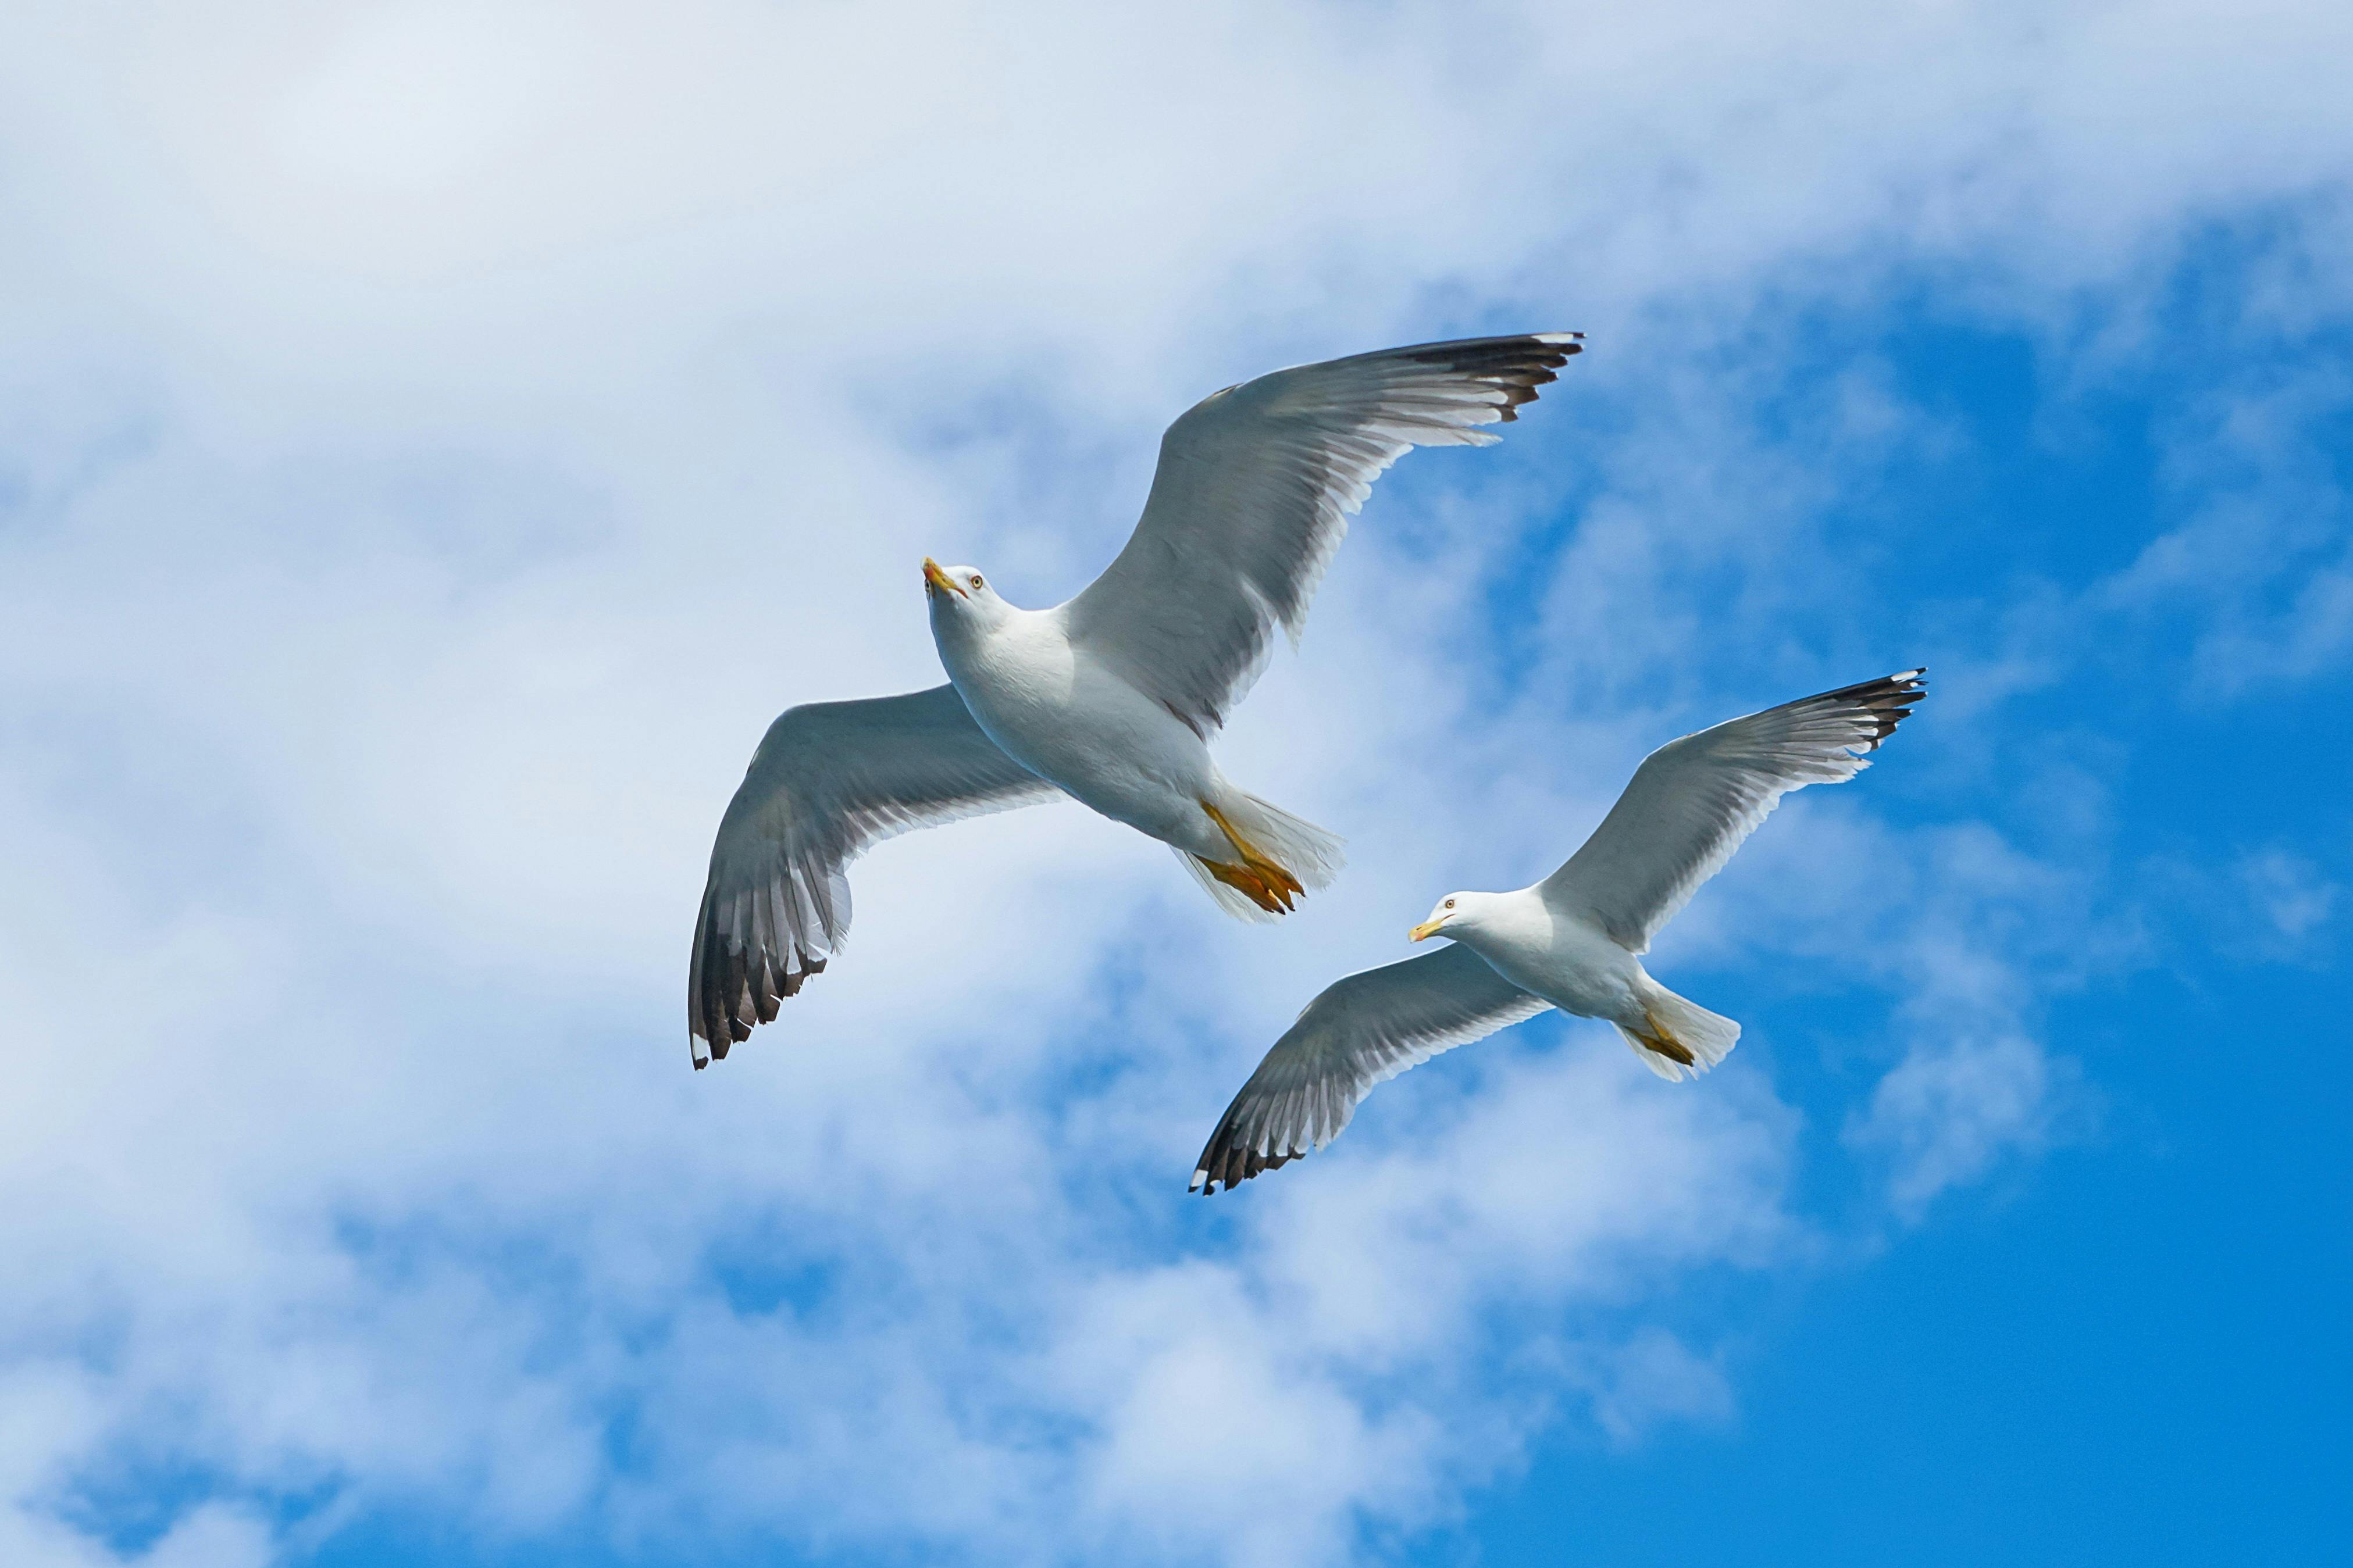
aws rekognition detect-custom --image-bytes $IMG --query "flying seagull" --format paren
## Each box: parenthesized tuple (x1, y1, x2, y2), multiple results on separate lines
(689, 333, 1585, 1067)
(1190, 669, 1927, 1192)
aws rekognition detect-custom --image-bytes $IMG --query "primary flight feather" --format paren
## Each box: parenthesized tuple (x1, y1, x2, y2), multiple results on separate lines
(1191, 669, 1927, 1192)
(689, 333, 1584, 1067)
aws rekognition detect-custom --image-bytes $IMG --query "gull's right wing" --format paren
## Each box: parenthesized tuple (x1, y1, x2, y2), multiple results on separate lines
(1191, 944, 1550, 1192)
(689, 685, 1063, 1067)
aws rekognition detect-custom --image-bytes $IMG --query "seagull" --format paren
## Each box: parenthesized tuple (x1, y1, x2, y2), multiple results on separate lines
(688, 333, 1585, 1067)
(1190, 669, 1928, 1192)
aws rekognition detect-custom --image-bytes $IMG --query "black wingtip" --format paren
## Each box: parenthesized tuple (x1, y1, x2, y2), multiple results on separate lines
(1186, 1126, 1302, 1196)
(1849, 666, 1930, 748)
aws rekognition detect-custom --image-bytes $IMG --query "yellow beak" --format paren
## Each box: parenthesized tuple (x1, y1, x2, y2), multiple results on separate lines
(922, 557, 966, 599)
(1407, 917, 1447, 942)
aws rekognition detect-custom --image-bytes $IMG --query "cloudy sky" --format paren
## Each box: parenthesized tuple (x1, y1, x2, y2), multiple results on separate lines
(3, 3, 2348, 1564)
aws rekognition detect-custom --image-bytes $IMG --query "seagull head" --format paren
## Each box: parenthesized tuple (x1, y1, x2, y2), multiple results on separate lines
(1409, 891, 1486, 943)
(922, 559, 1010, 628)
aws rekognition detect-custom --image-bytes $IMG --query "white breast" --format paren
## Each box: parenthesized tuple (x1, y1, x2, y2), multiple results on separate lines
(938, 608, 1215, 832)
(1464, 892, 1644, 1021)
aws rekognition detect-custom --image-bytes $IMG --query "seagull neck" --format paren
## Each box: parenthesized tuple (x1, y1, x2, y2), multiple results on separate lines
(1450, 891, 1545, 960)
(926, 603, 991, 663)
(1442, 921, 1495, 960)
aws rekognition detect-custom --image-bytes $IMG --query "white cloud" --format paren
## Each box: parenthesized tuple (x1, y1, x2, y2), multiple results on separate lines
(2238, 849, 2340, 948)
(1572, 1328, 1738, 1449)
(3, 1, 2351, 1563)
(1846, 1033, 2072, 1219)
(2097, 355, 2353, 695)
(2187, 846, 2348, 969)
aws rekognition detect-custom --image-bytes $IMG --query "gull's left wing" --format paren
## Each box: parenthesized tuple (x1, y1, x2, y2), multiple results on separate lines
(1191, 944, 1551, 1193)
(1539, 670, 1928, 953)
(1065, 333, 1583, 738)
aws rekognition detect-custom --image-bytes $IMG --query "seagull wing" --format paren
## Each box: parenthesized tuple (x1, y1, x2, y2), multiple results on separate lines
(689, 684, 1062, 1066)
(1190, 944, 1550, 1192)
(1540, 670, 1928, 953)
(1065, 333, 1582, 736)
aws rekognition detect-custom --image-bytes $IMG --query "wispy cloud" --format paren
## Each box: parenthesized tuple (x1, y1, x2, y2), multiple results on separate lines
(1848, 1032, 2076, 1219)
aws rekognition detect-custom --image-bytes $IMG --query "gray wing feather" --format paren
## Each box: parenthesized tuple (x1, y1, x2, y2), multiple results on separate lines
(1067, 334, 1582, 737)
(688, 684, 1061, 1067)
(1190, 944, 1550, 1192)
(1540, 670, 1928, 953)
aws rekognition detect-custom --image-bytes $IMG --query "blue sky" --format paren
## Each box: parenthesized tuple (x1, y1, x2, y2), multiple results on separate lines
(3, 4, 2349, 1566)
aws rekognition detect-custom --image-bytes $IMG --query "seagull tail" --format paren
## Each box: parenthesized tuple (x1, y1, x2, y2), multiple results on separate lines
(1178, 788, 1347, 921)
(1222, 789, 1345, 890)
(1617, 977, 1741, 1083)
(1176, 848, 1286, 921)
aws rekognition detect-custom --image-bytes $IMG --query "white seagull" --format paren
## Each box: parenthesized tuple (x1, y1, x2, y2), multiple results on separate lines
(689, 333, 1584, 1067)
(1190, 669, 1928, 1192)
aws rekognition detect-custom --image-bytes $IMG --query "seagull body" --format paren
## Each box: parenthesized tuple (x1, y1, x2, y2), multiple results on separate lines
(1190, 669, 1929, 1192)
(1418, 891, 1655, 1036)
(688, 333, 1584, 1066)
(924, 580, 1258, 878)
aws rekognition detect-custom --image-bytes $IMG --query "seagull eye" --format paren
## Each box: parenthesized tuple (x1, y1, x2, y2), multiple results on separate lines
(1443, 898, 1456, 910)
(969, 574, 983, 589)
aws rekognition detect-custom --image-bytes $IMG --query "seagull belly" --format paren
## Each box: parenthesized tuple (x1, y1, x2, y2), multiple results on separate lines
(1476, 906, 1645, 1025)
(947, 632, 1221, 856)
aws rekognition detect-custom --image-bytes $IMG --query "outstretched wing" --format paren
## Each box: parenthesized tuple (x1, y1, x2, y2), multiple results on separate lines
(1541, 670, 1928, 953)
(1190, 944, 1550, 1193)
(689, 684, 1062, 1067)
(1066, 333, 1583, 737)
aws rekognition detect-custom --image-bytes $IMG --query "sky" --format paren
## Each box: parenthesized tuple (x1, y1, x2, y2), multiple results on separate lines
(2, 2, 2349, 1565)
